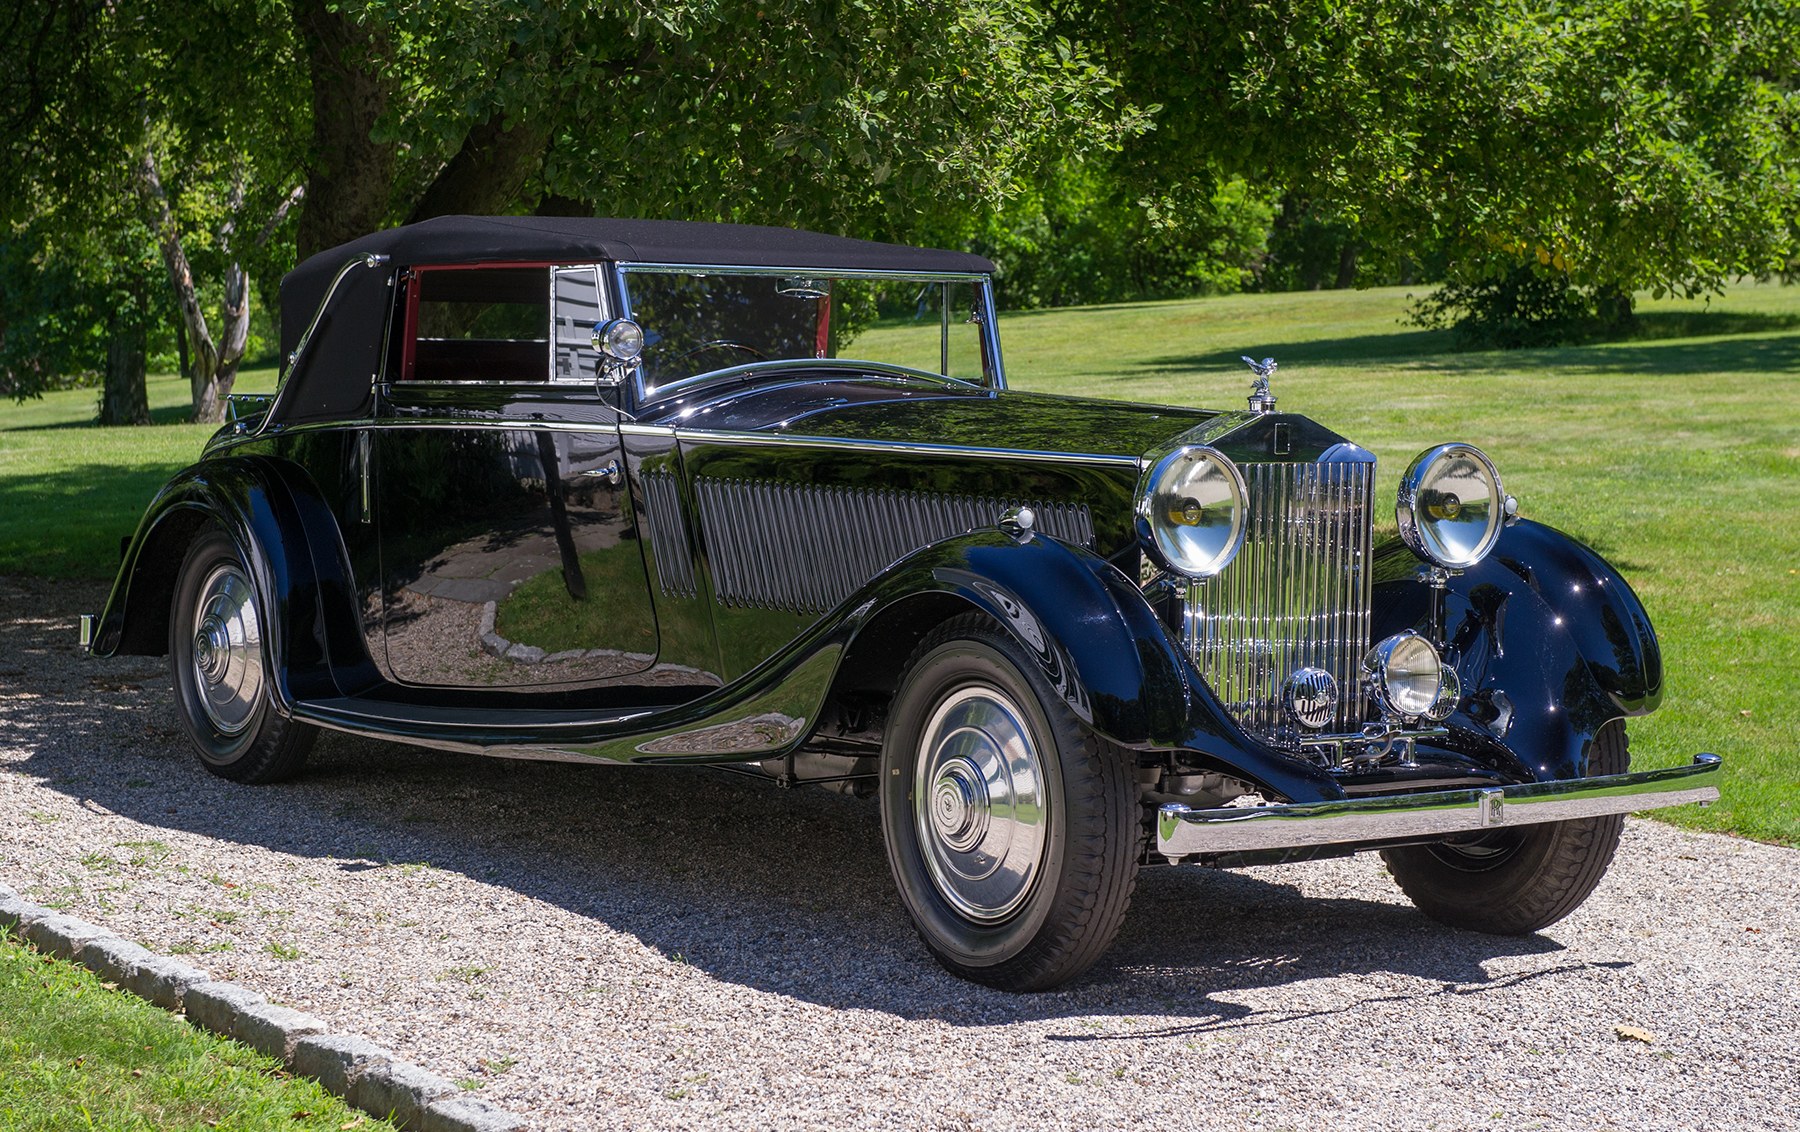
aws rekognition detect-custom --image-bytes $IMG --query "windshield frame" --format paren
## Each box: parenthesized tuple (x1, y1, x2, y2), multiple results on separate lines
(612, 262, 1004, 408)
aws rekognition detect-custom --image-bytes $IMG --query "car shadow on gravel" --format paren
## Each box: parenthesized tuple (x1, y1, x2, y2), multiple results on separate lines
(4, 579, 1591, 1030)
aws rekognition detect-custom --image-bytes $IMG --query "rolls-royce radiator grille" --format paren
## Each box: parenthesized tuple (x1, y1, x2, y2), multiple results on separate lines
(1185, 461, 1375, 738)
(683, 477, 1094, 614)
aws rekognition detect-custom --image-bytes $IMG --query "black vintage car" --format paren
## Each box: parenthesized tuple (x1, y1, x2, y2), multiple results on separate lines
(84, 217, 1720, 990)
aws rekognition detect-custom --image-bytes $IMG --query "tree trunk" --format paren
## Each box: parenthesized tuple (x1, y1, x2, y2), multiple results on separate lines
(175, 311, 191, 383)
(99, 315, 149, 426)
(293, 0, 395, 258)
(1594, 284, 1635, 337)
(138, 149, 251, 424)
(406, 113, 552, 223)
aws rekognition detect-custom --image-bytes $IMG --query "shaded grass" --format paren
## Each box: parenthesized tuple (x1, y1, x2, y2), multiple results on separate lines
(495, 542, 661, 656)
(0, 926, 397, 1131)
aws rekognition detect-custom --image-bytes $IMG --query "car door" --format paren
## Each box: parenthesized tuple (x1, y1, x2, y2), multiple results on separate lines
(373, 263, 662, 692)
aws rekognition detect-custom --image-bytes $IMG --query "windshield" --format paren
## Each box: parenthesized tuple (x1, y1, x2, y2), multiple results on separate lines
(619, 269, 989, 394)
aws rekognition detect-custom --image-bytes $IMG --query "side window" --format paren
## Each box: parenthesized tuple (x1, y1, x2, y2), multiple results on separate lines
(552, 266, 608, 384)
(404, 267, 549, 382)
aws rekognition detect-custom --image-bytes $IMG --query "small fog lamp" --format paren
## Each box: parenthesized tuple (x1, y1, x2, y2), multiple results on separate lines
(594, 318, 645, 363)
(1363, 633, 1444, 719)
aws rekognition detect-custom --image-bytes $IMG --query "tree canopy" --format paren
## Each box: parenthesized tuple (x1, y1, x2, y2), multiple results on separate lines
(2, 0, 1795, 415)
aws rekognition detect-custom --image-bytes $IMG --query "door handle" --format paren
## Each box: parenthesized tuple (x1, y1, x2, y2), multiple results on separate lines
(581, 460, 622, 487)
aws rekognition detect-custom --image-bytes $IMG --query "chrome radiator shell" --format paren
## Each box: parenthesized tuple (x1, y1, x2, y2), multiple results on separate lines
(1184, 459, 1376, 739)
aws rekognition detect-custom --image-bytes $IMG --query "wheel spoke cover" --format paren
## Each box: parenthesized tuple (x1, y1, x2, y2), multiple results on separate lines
(189, 563, 263, 737)
(913, 686, 1047, 922)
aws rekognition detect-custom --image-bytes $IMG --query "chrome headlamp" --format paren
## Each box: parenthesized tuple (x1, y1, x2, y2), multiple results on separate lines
(1397, 443, 1505, 571)
(1137, 446, 1248, 579)
(1363, 632, 1445, 720)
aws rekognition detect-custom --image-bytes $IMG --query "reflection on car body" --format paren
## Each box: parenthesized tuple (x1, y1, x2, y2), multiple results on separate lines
(85, 216, 1720, 990)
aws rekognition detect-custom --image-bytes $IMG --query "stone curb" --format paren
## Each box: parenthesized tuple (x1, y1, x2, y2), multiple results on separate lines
(0, 880, 528, 1132)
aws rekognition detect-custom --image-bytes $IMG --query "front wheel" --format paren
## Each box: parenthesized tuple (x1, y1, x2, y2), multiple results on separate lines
(1382, 720, 1631, 934)
(880, 613, 1139, 991)
(169, 528, 314, 783)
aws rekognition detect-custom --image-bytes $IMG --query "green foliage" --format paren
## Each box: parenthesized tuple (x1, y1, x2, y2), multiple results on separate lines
(952, 167, 1275, 309)
(1409, 265, 1604, 349)
(1070, 0, 1799, 307)
(0, 217, 173, 403)
(349, 0, 1149, 236)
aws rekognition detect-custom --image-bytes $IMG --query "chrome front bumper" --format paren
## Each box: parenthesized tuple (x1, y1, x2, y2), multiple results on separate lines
(1156, 753, 1722, 862)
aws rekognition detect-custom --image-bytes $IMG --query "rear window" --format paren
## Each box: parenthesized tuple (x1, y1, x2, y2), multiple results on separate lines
(404, 267, 549, 382)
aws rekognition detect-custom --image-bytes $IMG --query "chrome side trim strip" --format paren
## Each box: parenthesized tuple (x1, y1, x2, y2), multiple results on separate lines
(1156, 753, 1722, 860)
(213, 413, 1142, 468)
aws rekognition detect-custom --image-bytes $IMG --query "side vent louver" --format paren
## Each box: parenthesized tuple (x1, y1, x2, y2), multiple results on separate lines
(686, 477, 1093, 614)
(640, 469, 698, 598)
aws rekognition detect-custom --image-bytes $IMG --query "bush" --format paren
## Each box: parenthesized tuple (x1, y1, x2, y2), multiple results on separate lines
(1409, 265, 1631, 349)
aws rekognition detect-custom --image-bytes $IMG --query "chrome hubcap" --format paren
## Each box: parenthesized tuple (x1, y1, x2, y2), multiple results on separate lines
(188, 563, 263, 736)
(914, 686, 1047, 923)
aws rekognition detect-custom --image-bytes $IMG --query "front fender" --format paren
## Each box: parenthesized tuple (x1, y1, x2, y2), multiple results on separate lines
(91, 456, 359, 706)
(845, 529, 1345, 804)
(1371, 518, 1664, 783)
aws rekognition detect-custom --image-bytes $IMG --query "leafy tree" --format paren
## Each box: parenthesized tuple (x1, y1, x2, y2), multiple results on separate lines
(1065, 0, 1798, 328)
(2, 0, 307, 420)
(293, 0, 1147, 253)
(940, 163, 1274, 308)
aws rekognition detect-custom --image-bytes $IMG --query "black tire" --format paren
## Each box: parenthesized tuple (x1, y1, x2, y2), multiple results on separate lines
(169, 528, 314, 783)
(880, 613, 1139, 991)
(1381, 720, 1630, 934)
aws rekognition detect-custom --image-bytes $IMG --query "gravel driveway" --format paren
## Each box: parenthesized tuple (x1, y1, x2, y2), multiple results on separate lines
(2, 575, 1793, 1131)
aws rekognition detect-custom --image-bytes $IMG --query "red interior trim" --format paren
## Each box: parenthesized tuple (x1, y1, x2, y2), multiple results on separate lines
(400, 272, 420, 382)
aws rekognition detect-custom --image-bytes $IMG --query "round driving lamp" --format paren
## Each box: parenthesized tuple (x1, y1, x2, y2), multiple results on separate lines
(593, 318, 645, 363)
(1363, 632, 1444, 719)
(1397, 443, 1505, 570)
(1137, 446, 1248, 579)
(1427, 662, 1462, 722)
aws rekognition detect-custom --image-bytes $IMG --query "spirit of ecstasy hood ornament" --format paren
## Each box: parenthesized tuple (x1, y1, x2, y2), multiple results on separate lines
(1241, 355, 1277, 414)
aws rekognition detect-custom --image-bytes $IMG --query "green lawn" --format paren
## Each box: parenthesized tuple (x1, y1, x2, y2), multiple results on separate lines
(2, 284, 1793, 843)
(0, 927, 397, 1132)
(0, 365, 277, 578)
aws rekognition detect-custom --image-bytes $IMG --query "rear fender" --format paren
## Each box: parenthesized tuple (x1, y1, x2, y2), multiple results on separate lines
(91, 457, 358, 705)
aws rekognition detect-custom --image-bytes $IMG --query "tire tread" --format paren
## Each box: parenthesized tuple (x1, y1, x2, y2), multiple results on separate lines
(1382, 722, 1629, 935)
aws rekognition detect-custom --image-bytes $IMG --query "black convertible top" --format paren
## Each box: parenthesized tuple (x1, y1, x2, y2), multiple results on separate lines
(271, 216, 994, 426)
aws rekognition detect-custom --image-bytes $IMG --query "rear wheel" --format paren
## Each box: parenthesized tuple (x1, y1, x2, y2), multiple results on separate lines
(880, 613, 1138, 991)
(169, 528, 314, 783)
(1382, 720, 1630, 934)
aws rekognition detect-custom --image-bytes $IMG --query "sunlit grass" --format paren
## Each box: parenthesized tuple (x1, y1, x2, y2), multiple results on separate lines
(0, 927, 397, 1131)
(0, 365, 277, 577)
